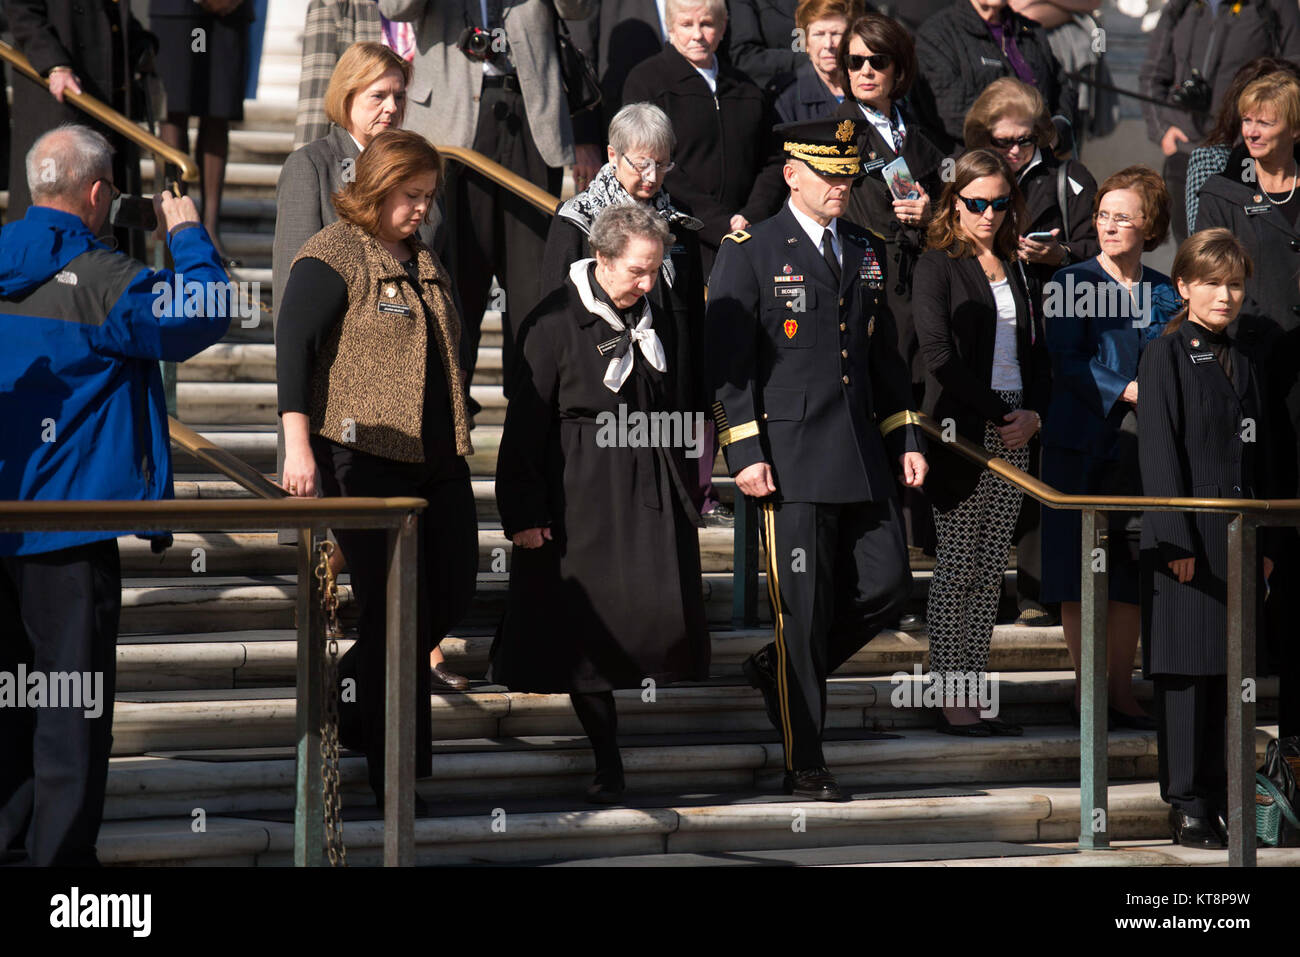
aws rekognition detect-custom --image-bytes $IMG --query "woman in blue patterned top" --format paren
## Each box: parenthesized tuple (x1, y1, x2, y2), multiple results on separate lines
(1040, 165, 1180, 730)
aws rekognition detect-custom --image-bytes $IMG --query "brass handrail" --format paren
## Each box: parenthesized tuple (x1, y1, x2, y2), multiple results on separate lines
(439, 145, 561, 215)
(0, 40, 199, 183)
(168, 416, 284, 500)
(908, 410, 1300, 513)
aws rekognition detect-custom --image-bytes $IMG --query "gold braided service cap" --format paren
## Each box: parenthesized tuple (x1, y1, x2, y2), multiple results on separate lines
(776, 117, 862, 177)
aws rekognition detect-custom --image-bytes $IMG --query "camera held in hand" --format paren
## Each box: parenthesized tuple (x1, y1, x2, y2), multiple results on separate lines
(110, 194, 157, 232)
(457, 25, 495, 62)
(1168, 70, 1212, 114)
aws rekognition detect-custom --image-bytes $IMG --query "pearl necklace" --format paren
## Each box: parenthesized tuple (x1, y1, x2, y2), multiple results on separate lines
(1263, 159, 1299, 205)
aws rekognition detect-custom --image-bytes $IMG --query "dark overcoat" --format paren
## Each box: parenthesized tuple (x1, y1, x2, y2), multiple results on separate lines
(6, 0, 157, 218)
(621, 44, 784, 272)
(834, 97, 947, 387)
(1137, 317, 1276, 676)
(491, 267, 710, 692)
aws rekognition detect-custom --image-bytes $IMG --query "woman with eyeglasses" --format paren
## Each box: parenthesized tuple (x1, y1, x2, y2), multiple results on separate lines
(964, 78, 1098, 301)
(1040, 165, 1180, 731)
(912, 149, 1050, 736)
(541, 104, 725, 523)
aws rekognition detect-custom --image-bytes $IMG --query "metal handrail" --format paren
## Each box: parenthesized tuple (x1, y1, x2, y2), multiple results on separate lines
(0, 41, 199, 183)
(0, 494, 424, 867)
(168, 417, 285, 500)
(438, 145, 561, 215)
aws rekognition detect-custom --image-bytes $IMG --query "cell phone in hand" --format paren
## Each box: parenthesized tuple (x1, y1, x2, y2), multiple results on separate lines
(110, 194, 158, 232)
(881, 156, 919, 200)
(1024, 230, 1056, 242)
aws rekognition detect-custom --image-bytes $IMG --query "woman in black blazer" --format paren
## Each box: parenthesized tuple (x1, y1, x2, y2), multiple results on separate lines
(1137, 228, 1276, 849)
(912, 149, 1051, 736)
(620, 0, 784, 275)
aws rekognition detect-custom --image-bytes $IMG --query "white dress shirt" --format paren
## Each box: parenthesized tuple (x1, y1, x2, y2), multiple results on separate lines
(787, 199, 842, 268)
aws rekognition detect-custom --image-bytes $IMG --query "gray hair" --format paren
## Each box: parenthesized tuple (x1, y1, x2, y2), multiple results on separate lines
(589, 204, 672, 260)
(665, 0, 727, 27)
(608, 103, 676, 159)
(27, 124, 114, 204)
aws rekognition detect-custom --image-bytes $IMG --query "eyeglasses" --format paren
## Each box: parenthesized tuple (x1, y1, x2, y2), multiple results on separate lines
(846, 53, 893, 73)
(620, 154, 675, 177)
(1095, 210, 1144, 228)
(956, 194, 1011, 214)
(94, 178, 121, 201)
(989, 134, 1036, 150)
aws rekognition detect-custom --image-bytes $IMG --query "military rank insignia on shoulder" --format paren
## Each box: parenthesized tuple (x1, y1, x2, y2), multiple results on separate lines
(723, 229, 752, 244)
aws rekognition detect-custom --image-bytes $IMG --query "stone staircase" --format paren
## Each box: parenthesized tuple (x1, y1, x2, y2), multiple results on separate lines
(10, 0, 1294, 866)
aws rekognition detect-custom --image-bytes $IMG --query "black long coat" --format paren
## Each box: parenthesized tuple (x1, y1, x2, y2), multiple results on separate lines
(491, 268, 710, 692)
(835, 98, 947, 387)
(5, 0, 157, 219)
(1196, 143, 1300, 498)
(621, 44, 784, 273)
(911, 249, 1052, 511)
(1137, 317, 1276, 676)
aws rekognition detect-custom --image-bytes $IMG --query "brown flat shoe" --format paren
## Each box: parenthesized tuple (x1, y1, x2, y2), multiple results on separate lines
(430, 663, 470, 691)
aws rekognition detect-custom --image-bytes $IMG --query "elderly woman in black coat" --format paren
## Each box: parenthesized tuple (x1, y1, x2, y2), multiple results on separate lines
(1137, 229, 1276, 849)
(493, 204, 710, 804)
(621, 0, 784, 275)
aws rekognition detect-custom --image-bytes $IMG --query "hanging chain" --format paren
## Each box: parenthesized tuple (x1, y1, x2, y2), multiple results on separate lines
(315, 539, 347, 866)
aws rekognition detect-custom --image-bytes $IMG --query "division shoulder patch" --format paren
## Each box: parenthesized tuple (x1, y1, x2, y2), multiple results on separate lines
(722, 229, 752, 244)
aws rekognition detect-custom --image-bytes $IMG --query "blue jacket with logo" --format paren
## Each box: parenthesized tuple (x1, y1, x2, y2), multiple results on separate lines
(0, 207, 231, 555)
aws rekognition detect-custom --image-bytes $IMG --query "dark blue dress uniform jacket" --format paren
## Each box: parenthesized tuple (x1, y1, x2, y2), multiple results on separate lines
(706, 203, 921, 504)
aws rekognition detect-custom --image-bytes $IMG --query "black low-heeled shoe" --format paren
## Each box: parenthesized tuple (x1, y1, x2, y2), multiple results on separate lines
(980, 716, 1023, 736)
(936, 711, 992, 737)
(1169, 807, 1226, 849)
(585, 768, 625, 804)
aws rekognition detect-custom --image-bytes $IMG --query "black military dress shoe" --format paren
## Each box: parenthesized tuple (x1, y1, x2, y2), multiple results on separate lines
(898, 613, 925, 632)
(1169, 808, 1227, 849)
(742, 647, 782, 733)
(784, 766, 843, 801)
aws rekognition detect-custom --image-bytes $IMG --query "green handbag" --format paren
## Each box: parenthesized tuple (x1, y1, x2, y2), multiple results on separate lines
(1255, 772, 1300, 847)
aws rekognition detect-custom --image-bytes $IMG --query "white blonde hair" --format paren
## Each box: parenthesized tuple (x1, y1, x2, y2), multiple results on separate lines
(665, 0, 728, 27)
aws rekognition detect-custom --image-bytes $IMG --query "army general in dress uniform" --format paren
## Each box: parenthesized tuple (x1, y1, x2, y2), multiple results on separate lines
(706, 117, 928, 800)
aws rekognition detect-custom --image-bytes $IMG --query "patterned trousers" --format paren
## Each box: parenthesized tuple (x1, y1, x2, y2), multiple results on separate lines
(926, 392, 1029, 697)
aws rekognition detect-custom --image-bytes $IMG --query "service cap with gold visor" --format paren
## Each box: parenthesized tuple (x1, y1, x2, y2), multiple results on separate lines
(775, 117, 863, 177)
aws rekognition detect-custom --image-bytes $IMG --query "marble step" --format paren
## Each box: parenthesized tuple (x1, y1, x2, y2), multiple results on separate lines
(116, 526, 744, 577)
(111, 624, 1077, 692)
(99, 724, 1251, 823)
(107, 670, 1245, 753)
(95, 780, 1267, 866)
(175, 382, 507, 425)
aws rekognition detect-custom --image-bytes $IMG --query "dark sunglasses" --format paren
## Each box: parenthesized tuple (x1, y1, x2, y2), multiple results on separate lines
(989, 134, 1036, 150)
(956, 194, 1011, 214)
(846, 53, 893, 72)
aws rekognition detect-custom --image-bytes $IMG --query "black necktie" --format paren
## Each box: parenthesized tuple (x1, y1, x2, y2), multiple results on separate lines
(822, 228, 840, 284)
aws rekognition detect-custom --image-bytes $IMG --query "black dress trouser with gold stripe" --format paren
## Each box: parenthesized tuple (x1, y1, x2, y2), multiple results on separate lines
(759, 497, 912, 771)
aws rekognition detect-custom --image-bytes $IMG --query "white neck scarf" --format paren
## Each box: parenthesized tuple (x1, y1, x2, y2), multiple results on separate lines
(569, 259, 667, 393)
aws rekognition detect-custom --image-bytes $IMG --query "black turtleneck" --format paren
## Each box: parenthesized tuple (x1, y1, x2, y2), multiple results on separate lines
(1188, 319, 1232, 382)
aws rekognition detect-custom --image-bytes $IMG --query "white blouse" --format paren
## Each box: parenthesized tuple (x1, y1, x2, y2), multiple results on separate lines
(988, 278, 1022, 391)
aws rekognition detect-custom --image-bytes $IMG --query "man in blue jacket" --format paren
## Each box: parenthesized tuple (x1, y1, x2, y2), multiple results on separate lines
(0, 124, 230, 866)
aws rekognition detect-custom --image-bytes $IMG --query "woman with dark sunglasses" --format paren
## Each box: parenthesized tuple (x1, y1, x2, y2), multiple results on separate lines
(831, 12, 948, 585)
(912, 149, 1051, 735)
(963, 77, 1098, 628)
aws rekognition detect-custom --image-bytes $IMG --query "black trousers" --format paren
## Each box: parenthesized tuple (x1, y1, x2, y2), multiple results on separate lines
(1154, 673, 1227, 819)
(0, 539, 121, 866)
(758, 497, 911, 770)
(311, 437, 478, 804)
(448, 77, 564, 393)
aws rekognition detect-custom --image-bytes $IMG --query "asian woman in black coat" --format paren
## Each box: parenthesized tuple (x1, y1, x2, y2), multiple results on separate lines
(1137, 229, 1277, 849)
(912, 149, 1050, 736)
(492, 205, 710, 804)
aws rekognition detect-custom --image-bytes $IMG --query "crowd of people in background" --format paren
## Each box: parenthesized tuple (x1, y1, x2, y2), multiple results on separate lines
(3, 0, 1300, 864)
